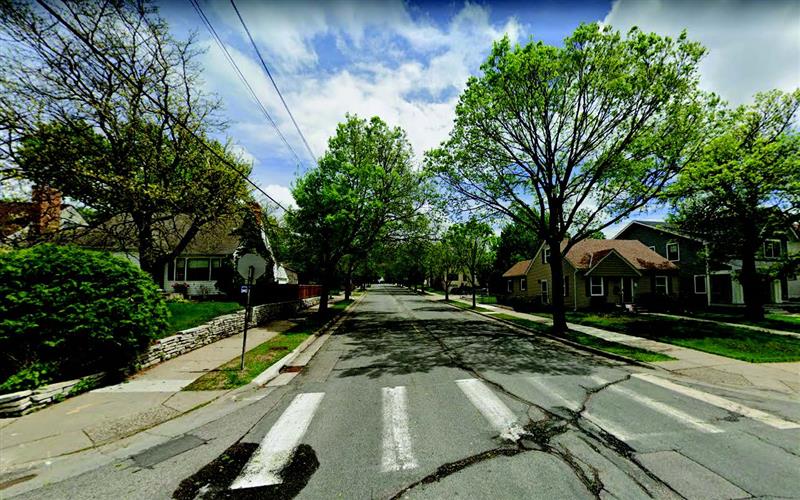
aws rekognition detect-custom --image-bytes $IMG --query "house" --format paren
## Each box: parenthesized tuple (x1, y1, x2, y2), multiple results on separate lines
(502, 239, 680, 310)
(0, 186, 86, 246)
(613, 220, 795, 305)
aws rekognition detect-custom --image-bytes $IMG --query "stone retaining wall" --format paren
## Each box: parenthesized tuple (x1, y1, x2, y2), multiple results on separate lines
(0, 373, 105, 417)
(136, 297, 320, 369)
(0, 297, 320, 418)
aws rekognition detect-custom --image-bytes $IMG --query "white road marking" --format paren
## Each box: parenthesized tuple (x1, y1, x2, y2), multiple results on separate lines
(588, 376, 723, 434)
(525, 377, 580, 410)
(456, 379, 525, 441)
(381, 386, 417, 472)
(633, 373, 800, 430)
(582, 411, 635, 441)
(230, 392, 325, 489)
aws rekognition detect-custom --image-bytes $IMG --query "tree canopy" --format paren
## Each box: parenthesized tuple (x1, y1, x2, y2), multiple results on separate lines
(428, 23, 711, 331)
(287, 114, 428, 312)
(670, 89, 800, 319)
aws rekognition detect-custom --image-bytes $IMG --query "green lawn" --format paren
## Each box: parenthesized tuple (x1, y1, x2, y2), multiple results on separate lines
(166, 301, 242, 335)
(184, 299, 354, 391)
(490, 313, 673, 362)
(532, 311, 800, 363)
(681, 311, 800, 334)
(477, 295, 498, 304)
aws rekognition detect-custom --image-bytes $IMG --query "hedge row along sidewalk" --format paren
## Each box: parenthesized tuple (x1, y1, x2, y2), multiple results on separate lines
(185, 299, 355, 390)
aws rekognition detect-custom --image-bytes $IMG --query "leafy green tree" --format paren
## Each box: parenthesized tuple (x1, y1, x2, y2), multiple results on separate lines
(0, 1, 250, 284)
(492, 221, 541, 293)
(287, 114, 426, 313)
(428, 24, 712, 332)
(451, 219, 494, 308)
(670, 89, 800, 320)
(429, 229, 462, 300)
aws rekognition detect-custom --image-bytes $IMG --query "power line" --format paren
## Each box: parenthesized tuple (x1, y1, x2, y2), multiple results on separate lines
(189, 0, 306, 172)
(229, 0, 318, 164)
(35, 0, 289, 212)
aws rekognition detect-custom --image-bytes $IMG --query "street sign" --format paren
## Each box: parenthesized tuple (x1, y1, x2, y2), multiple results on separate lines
(236, 254, 267, 281)
(240, 285, 251, 294)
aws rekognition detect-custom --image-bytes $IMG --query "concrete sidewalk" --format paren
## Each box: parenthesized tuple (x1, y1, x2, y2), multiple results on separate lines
(0, 294, 345, 474)
(438, 295, 800, 397)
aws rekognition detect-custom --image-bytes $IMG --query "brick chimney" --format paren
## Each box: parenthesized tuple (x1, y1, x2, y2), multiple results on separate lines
(30, 185, 62, 236)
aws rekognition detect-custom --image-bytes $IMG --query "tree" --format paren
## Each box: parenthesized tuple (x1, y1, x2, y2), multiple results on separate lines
(451, 219, 494, 308)
(492, 220, 541, 293)
(428, 23, 712, 332)
(670, 89, 800, 320)
(0, 1, 249, 284)
(287, 114, 426, 313)
(429, 229, 462, 300)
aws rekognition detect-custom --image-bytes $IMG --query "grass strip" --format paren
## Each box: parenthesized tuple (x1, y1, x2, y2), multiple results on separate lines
(184, 300, 354, 391)
(490, 313, 674, 363)
(681, 311, 800, 334)
(530, 311, 800, 363)
(166, 301, 243, 335)
(444, 299, 492, 313)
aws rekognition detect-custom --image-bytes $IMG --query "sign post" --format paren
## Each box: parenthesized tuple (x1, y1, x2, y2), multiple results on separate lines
(236, 254, 268, 371)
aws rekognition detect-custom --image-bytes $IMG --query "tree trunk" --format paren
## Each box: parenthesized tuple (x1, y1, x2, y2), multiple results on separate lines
(136, 217, 164, 289)
(471, 270, 477, 308)
(549, 240, 568, 334)
(344, 263, 353, 301)
(741, 249, 764, 321)
(444, 280, 450, 301)
(318, 285, 330, 315)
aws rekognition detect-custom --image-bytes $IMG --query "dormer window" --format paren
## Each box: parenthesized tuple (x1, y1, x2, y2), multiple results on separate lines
(666, 242, 679, 262)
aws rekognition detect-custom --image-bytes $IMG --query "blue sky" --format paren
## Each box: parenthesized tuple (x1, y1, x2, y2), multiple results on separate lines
(157, 0, 799, 235)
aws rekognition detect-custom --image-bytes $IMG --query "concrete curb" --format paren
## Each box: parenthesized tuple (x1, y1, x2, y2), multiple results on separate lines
(250, 293, 366, 386)
(434, 297, 655, 369)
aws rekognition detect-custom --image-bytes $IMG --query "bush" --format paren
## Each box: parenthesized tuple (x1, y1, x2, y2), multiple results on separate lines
(0, 244, 168, 392)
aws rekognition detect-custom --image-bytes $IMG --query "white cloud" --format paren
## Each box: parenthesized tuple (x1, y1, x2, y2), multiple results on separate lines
(199, 2, 521, 164)
(604, 0, 800, 105)
(264, 183, 295, 208)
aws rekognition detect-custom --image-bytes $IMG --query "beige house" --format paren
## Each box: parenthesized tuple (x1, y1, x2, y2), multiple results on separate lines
(502, 239, 680, 310)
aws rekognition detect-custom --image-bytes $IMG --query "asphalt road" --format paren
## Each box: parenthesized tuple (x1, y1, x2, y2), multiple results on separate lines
(9, 285, 800, 499)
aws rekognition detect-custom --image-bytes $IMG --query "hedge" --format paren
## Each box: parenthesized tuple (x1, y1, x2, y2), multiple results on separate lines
(0, 244, 168, 392)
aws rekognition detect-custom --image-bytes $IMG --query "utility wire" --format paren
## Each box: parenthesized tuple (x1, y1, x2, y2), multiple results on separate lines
(189, 0, 306, 172)
(35, 0, 288, 212)
(229, 0, 318, 164)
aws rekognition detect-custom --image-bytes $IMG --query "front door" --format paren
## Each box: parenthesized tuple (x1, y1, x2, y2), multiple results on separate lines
(621, 277, 635, 304)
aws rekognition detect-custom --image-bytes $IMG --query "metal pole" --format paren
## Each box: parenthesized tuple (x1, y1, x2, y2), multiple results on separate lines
(240, 266, 254, 370)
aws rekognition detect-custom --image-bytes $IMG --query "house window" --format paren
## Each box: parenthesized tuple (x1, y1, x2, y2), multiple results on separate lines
(694, 275, 707, 294)
(655, 276, 669, 295)
(543, 247, 551, 264)
(520, 278, 527, 291)
(589, 276, 604, 296)
(174, 258, 186, 281)
(187, 258, 211, 281)
(540, 280, 549, 304)
(764, 239, 782, 259)
(210, 258, 223, 281)
(666, 242, 680, 261)
(507, 280, 513, 293)
(563, 275, 569, 297)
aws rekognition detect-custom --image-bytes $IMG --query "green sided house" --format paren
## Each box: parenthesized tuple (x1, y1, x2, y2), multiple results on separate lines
(502, 239, 680, 310)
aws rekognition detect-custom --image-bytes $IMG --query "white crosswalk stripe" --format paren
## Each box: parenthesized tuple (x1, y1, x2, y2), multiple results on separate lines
(230, 392, 325, 490)
(633, 373, 800, 430)
(589, 375, 724, 434)
(456, 378, 525, 441)
(381, 386, 417, 472)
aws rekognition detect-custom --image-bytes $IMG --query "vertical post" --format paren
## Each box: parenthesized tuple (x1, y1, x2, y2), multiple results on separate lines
(240, 265, 254, 371)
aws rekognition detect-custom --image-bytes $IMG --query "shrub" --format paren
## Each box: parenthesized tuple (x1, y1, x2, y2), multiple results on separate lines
(0, 244, 168, 392)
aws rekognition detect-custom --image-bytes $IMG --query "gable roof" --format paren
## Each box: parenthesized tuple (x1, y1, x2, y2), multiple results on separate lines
(612, 220, 703, 242)
(563, 239, 678, 271)
(502, 259, 533, 277)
